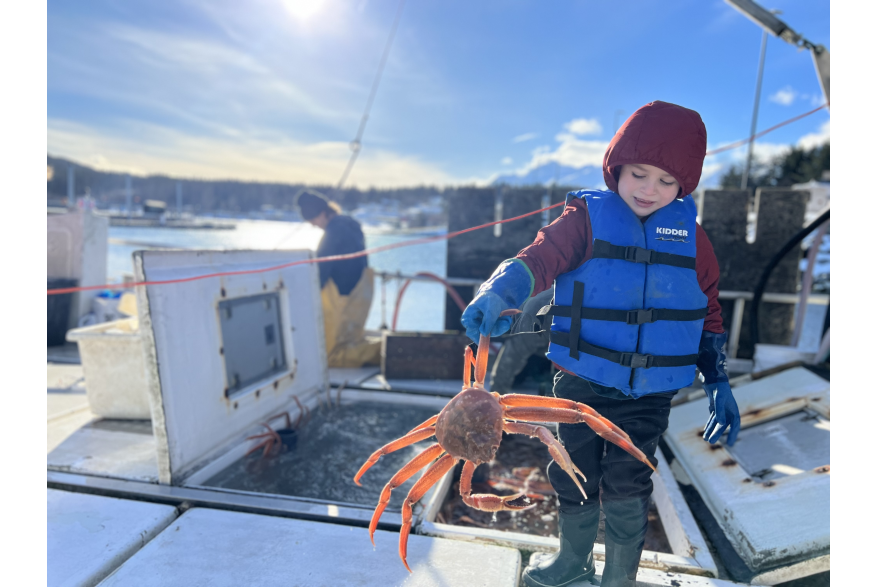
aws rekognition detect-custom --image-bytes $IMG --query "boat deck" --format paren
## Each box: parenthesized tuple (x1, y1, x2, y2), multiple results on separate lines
(47, 353, 826, 586)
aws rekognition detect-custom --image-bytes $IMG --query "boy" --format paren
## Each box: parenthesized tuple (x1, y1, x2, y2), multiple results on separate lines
(461, 101, 741, 587)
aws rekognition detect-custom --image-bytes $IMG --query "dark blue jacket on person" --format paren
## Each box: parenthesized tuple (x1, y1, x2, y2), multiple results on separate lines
(316, 214, 368, 296)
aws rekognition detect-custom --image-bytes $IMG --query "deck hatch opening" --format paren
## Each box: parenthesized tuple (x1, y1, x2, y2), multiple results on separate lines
(219, 292, 287, 397)
(724, 409, 829, 482)
(200, 400, 439, 510)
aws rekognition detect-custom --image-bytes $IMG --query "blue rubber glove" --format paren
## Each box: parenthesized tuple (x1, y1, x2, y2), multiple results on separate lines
(461, 259, 534, 343)
(703, 382, 741, 446)
(696, 331, 741, 445)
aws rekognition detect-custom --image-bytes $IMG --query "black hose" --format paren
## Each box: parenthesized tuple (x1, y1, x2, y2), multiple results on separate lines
(750, 209, 830, 347)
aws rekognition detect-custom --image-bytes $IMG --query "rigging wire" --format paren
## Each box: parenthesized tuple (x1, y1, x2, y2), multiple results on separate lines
(706, 103, 828, 156)
(336, 0, 406, 189)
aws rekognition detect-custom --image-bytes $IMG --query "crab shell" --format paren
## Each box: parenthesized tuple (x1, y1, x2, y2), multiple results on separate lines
(434, 387, 503, 465)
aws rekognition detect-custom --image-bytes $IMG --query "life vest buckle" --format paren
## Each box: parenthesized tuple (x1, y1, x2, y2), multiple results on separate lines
(619, 353, 654, 369)
(623, 246, 656, 264)
(626, 309, 656, 325)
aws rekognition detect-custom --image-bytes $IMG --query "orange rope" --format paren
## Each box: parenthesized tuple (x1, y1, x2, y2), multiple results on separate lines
(47, 202, 566, 295)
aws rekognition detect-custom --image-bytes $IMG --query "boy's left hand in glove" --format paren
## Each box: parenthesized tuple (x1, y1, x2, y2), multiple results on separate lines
(697, 331, 741, 446)
(702, 382, 741, 445)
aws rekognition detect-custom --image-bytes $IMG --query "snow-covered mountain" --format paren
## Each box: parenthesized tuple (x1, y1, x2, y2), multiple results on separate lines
(491, 164, 605, 189)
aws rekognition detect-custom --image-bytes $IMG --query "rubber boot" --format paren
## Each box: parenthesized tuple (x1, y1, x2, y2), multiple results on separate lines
(522, 507, 600, 587)
(599, 498, 650, 587)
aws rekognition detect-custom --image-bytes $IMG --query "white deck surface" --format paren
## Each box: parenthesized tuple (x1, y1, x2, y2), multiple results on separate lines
(48, 363, 86, 391)
(48, 363, 159, 481)
(527, 553, 745, 586)
(48, 489, 178, 587)
(48, 363, 96, 453)
(99, 508, 522, 587)
(48, 420, 159, 482)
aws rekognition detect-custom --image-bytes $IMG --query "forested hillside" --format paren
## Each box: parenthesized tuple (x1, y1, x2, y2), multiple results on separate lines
(47, 155, 453, 214)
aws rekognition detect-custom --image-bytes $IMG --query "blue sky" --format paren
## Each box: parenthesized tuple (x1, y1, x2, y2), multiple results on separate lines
(47, 0, 830, 188)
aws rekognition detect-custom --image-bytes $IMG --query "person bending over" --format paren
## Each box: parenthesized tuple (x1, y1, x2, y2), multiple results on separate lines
(297, 190, 380, 368)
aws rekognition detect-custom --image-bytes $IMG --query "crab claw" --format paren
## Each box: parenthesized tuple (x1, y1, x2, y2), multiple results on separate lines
(462, 491, 538, 512)
(458, 461, 540, 512)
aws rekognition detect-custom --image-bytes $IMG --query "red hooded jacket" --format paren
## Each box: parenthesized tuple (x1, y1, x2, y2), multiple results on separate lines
(516, 101, 723, 333)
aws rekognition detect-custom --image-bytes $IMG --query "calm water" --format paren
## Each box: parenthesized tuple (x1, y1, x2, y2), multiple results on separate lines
(108, 219, 449, 332)
(203, 401, 440, 508)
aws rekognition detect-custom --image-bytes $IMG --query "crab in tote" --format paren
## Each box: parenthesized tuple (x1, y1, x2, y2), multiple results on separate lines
(353, 312, 656, 572)
(245, 397, 309, 459)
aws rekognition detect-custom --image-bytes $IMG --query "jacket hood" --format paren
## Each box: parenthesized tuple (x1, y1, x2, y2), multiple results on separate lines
(602, 101, 707, 196)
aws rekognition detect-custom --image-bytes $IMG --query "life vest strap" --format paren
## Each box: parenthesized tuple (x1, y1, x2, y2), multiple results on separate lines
(538, 303, 707, 325)
(592, 239, 696, 270)
(567, 281, 585, 359)
(549, 331, 698, 369)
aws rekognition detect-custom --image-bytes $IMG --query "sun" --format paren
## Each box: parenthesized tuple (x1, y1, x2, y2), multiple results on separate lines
(281, 0, 325, 21)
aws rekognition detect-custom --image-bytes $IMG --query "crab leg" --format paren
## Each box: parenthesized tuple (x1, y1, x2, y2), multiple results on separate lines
(472, 334, 490, 388)
(399, 454, 457, 572)
(463, 345, 475, 388)
(500, 394, 634, 442)
(354, 426, 437, 486)
(405, 415, 439, 435)
(504, 421, 588, 500)
(368, 444, 445, 545)
(467, 309, 520, 389)
(245, 424, 283, 457)
(292, 396, 309, 427)
(459, 461, 537, 512)
(243, 433, 274, 458)
(502, 403, 655, 472)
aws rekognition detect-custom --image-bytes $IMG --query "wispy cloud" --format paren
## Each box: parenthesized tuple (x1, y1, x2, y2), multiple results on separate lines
(485, 116, 610, 184)
(562, 118, 602, 136)
(501, 157, 513, 165)
(798, 120, 830, 149)
(769, 86, 797, 106)
(47, 118, 465, 188)
(512, 132, 538, 143)
(699, 118, 829, 187)
(501, 121, 609, 182)
(46, 4, 467, 187)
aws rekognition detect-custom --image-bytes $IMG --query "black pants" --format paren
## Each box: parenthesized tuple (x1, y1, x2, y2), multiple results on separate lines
(547, 370, 672, 507)
(546, 370, 673, 575)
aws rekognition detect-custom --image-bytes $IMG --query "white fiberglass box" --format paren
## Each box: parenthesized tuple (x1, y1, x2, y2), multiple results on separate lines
(665, 367, 829, 582)
(66, 317, 152, 419)
(133, 249, 327, 484)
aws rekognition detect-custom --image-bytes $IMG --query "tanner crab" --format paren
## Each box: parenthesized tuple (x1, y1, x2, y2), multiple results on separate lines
(353, 315, 655, 572)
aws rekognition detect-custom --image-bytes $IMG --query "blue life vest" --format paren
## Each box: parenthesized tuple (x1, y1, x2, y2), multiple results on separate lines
(542, 190, 707, 397)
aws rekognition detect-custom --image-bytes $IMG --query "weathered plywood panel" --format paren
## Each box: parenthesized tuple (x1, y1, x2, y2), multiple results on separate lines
(382, 331, 471, 379)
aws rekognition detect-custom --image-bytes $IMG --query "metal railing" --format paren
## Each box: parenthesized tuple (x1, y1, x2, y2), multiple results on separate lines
(374, 270, 482, 288)
(718, 290, 828, 358)
(376, 271, 828, 358)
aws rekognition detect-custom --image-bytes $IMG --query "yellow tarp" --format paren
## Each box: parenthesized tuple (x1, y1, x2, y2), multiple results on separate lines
(321, 267, 381, 368)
